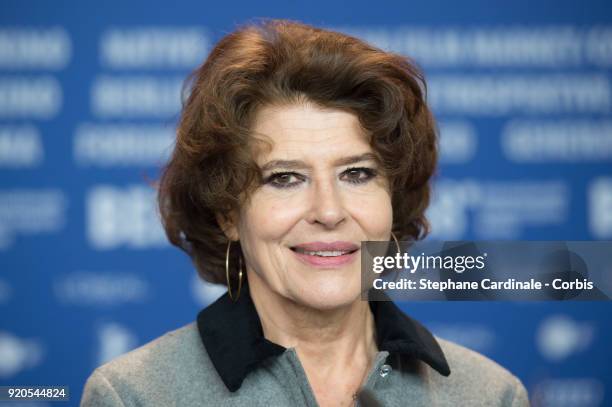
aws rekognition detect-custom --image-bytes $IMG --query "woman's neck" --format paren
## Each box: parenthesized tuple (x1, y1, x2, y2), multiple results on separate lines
(247, 271, 379, 404)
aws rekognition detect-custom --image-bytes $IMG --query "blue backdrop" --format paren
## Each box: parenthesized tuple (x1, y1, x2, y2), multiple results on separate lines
(1, 1, 611, 406)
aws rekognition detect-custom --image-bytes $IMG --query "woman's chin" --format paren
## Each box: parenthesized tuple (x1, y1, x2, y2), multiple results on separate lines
(291, 280, 363, 311)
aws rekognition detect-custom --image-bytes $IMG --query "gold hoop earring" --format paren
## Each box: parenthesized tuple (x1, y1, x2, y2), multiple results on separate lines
(390, 232, 403, 282)
(225, 240, 244, 302)
(390, 231, 401, 254)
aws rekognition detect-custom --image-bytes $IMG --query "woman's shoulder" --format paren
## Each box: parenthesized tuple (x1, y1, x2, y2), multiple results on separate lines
(80, 322, 222, 406)
(95, 321, 204, 374)
(431, 336, 530, 406)
(436, 336, 518, 379)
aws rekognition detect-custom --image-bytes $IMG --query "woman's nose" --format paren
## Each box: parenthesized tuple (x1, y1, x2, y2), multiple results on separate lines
(306, 178, 347, 228)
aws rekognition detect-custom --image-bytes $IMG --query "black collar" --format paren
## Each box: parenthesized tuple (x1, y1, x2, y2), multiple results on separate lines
(197, 280, 451, 392)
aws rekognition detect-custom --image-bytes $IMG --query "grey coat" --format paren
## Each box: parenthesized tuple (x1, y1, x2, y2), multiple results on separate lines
(81, 285, 530, 406)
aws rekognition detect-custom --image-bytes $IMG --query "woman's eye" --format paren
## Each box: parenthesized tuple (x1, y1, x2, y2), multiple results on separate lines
(264, 167, 376, 189)
(265, 172, 303, 188)
(342, 167, 377, 184)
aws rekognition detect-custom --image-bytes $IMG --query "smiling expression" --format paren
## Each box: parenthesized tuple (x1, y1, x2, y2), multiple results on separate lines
(223, 102, 394, 310)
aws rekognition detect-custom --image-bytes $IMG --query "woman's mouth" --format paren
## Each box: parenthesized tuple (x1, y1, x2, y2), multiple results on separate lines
(289, 247, 359, 267)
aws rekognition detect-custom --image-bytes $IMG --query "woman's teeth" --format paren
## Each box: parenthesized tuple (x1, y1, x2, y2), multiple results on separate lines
(293, 248, 353, 257)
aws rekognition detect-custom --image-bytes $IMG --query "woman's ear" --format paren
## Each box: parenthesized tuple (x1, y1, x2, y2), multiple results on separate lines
(215, 211, 240, 241)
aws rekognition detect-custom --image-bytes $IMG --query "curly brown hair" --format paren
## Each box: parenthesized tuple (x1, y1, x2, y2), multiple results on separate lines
(157, 19, 439, 286)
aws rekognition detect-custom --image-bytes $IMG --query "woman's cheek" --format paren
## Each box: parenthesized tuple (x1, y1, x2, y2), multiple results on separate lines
(351, 193, 393, 237)
(244, 198, 302, 238)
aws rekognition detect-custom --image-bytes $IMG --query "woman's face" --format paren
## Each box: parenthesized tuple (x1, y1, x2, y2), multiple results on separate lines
(228, 103, 393, 310)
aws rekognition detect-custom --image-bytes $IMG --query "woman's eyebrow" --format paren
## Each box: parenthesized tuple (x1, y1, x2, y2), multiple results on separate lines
(260, 152, 379, 171)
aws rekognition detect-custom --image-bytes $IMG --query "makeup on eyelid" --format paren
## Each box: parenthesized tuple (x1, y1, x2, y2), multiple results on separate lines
(264, 166, 378, 189)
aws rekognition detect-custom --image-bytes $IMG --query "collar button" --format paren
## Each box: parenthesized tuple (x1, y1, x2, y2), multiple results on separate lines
(379, 364, 392, 378)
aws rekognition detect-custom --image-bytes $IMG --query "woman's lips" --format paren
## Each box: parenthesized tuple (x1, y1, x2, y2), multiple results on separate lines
(290, 247, 359, 267)
(292, 241, 359, 251)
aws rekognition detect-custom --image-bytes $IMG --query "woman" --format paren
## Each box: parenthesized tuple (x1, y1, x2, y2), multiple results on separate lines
(81, 19, 529, 406)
